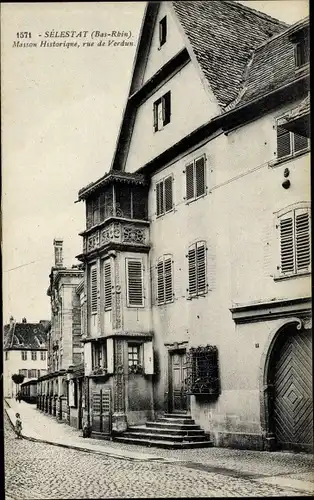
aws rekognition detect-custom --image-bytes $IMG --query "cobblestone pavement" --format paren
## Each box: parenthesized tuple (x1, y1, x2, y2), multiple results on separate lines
(4, 414, 311, 499)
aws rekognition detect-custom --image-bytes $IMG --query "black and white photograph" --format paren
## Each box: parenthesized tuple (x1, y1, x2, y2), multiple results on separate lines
(1, 1, 312, 498)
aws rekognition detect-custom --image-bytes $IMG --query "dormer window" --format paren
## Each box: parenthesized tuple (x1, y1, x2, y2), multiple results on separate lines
(159, 16, 167, 47)
(294, 38, 309, 68)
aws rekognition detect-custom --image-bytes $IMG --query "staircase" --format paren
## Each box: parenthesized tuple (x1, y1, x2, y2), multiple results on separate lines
(113, 414, 213, 449)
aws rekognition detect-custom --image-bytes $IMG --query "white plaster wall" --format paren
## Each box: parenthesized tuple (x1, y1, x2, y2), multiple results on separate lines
(142, 2, 185, 84)
(125, 62, 220, 173)
(4, 350, 48, 398)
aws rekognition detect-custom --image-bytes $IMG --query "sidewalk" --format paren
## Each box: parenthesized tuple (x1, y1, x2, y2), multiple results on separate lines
(5, 398, 314, 493)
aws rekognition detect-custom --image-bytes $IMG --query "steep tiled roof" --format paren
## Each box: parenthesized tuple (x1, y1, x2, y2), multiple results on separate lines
(237, 23, 308, 106)
(172, 0, 287, 108)
(3, 320, 50, 350)
(285, 93, 310, 121)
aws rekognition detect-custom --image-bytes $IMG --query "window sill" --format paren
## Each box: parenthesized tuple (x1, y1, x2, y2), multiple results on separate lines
(274, 271, 311, 282)
(269, 148, 310, 168)
(127, 304, 145, 309)
(157, 300, 174, 306)
(187, 293, 208, 300)
(185, 192, 207, 205)
(156, 208, 174, 219)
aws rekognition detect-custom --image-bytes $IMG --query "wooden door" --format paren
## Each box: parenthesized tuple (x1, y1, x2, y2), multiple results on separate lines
(170, 350, 188, 413)
(91, 389, 112, 435)
(273, 328, 313, 451)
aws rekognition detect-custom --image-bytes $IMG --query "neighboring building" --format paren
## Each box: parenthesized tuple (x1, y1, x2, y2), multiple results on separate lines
(3, 317, 49, 398)
(37, 239, 85, 429)
(77, 2, 311, 451)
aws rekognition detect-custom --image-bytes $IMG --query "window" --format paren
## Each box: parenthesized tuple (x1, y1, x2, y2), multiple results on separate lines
(21, 351, 27, 360)
(159, 16, 167, 46)
(277, 125, 309, 160)
(103, 260, 112, 311)
(92, 343, 107, 370)
(28, 369, 37, 378)
(5, 351, 9, 360)
(153, 91, 171, 132)
(294, 38, 309, 68)
(19, 369, 27, 377)
(31, 351, 37, 361)
(126, 259, 144, 307)
(37, 370, 41, 378)
(185, 155, 206, 201)
(128, 344, 141, 367)
(187, 241, 207, 298)
(156, 175, 173, 216)
(40, 351, 46, 361)
(90, 265, 98, 314)
(157, 255, 173, 305)
(277, 206, 311, 276)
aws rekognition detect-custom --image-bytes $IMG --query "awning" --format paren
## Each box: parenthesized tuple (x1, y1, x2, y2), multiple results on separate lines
(278, 95, 310, 137)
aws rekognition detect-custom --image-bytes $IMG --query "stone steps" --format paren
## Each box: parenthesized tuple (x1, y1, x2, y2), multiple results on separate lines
(113, 414, 213, 449)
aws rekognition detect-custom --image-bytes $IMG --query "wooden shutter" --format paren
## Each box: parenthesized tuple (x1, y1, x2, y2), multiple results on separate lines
(195, 156, 206, 197)
(86, 201, 93, 229)
(188, 244, 197, 297)
(295, 209, 311, 272)
(186, 163, 194, 200)
(163, 91, 171, 126)
(293, 132, 308, 153)
(164, 176, 173, 212)
(90, 266, 98, 313)
(144, 341, 154, 375)
(196, 241, 206, 294)
(106, 338, 114, 374)
(153, 102, 158, 132)
(277, 126, 291, 159)
(279, 214, 295, 274)
(127, 259, 143, 306)
(104, 260, 112, 311)
(156, 181, 164, 216)
(157, 259, 165, 304)
(164, 257, 173, 303)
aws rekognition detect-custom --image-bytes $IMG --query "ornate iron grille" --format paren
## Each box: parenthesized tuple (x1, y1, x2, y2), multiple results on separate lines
(186, 345, 220, 396)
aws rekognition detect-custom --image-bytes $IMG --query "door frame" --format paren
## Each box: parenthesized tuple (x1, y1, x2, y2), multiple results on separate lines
(165, 341, 190, 414)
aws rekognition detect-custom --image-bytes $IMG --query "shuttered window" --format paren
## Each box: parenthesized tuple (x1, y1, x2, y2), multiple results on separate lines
(159, 16, 167, 47)
(103, 260, 112, 311)
(127, 259, 144, 307)
(185, 155, 206, 201)
(153, 91, 171, 131)
(90, 265, 98, 314)
(277, 125, 309, 159)
(278, 208, 311, 276)
(188, 241, 207, 297)
(156, 175, 173, 216)
(157, 255, 173, 305)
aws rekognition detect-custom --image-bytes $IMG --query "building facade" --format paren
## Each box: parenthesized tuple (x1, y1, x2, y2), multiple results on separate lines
(37, 239, 85, 430)
(3, 317, 49, 398)
(77, 1, 311, 451)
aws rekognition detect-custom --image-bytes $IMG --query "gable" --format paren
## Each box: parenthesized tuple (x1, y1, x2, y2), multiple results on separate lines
(142, 2, 186, 84)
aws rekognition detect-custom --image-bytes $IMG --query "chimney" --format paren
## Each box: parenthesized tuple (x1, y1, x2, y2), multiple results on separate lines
(53, 238, 63, 267)
(22, 317, 27, 323)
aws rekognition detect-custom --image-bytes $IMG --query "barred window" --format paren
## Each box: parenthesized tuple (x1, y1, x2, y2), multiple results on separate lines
(185, 155, 206, 202)
(277, 206, 311, 276)
(156, 175, 173, 216)
(187, 241, 207, 298)
(126, 259, 144, 307)
(277, 125, 309, 160)
(157, 255, 174, 305)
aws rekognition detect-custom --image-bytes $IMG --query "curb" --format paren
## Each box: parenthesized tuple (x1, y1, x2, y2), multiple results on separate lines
(4, 406, 163, 463)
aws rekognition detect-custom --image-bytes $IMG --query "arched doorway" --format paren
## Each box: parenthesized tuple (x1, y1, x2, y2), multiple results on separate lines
(266, 321, 313, 452)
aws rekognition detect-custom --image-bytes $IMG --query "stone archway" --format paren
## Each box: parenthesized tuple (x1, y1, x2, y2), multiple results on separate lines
(260, 317, 313, 452)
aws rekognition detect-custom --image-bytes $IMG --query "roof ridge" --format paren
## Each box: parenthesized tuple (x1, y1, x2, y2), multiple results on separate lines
(226, 1, 288, 28)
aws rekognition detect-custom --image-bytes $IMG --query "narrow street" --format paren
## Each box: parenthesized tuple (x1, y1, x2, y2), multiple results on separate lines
(4, 412, 313, 499)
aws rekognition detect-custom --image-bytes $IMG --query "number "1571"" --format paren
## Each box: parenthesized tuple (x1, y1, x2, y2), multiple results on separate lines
(17, 32, 32, 38)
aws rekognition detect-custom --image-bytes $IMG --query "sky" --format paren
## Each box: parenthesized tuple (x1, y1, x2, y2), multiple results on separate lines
(2, 1, 309, 324)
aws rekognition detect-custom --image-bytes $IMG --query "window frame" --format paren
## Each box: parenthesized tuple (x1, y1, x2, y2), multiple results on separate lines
(185, 154, 207, 203)
(159, 16, 167, 47)
(21, 351, 27, 361)
(92, 342, 107, 370)
(156, 174, 174, 217)
(5, 351, 9, 360)
(127, 342, 143, 367)
(276, 121, 309, 161)
(153, 91, 171, 132)
(156, 254, 174, 305)
(187, 240, 208, 299)
(294, 38, 309, 69)
(275, 204, 311, 279)
(31, 351, 37, 361)
(40, 351, 46, 361)
(126, 258, 144, 308)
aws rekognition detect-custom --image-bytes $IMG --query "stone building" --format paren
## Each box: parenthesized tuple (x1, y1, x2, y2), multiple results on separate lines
(3, 317, 49, 398)
(77, 1, 311, 451)
(37, 239, 85, 430)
